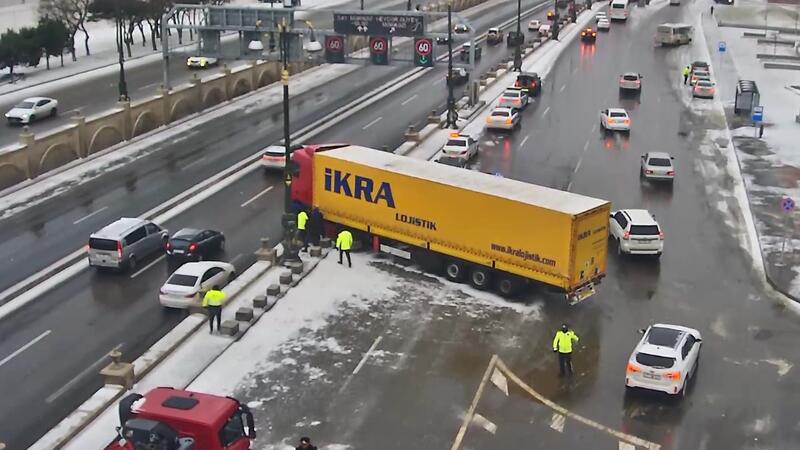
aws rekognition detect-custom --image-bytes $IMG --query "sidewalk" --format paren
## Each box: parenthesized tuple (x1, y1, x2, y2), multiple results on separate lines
(701, 1, 800, 300)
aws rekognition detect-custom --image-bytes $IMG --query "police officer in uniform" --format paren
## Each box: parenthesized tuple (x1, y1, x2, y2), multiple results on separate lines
(202, 285, 226, 334)
(552, 323, 580, 376)
(336, 229, 354, 267)
(297, 209, 309, 252)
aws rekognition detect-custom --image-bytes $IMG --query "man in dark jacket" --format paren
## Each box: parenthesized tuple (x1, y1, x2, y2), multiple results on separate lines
(308, 207, 324, 246)
(296, 437, 318, 450)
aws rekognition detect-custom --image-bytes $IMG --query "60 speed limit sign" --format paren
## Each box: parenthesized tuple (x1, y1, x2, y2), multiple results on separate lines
(369, 37, 389, 65)
(415, 38, 432, 56)
(324, 35, 345, 63)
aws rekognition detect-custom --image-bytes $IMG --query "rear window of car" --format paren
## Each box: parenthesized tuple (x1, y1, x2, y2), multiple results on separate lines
(623, 75, 639, 81)
(446, 139, 467, 147)
(167, 274, 198, 287)
(89, 238, 118, 251)
(610, 112, 627, 118)
(630, 225, 660, 235)
(648, 158, 671, 166)
(492, 110, 510, 117)
(693, 71, 709, 77)
(264, 147, 284, 156)
(612, 3, 624, 8)
(635, 352, 675, 369)
(170, 238, 192, 248)
(697, 81, 713, 87)
(646, 327, 682, 346)
(503, 91, 521, 98)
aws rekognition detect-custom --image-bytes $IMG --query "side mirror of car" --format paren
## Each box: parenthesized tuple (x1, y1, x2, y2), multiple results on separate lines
(671, 156, 675, 159)
(638, 328, 646, 334)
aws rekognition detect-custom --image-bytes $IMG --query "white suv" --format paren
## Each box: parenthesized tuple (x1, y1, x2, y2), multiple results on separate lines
(609, 209, 664, 256)
(626, 324, 702, 397)
(640, 152, 675, 182)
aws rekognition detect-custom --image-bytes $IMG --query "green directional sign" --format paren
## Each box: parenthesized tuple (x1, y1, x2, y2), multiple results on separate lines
(414, 37, 433, 67)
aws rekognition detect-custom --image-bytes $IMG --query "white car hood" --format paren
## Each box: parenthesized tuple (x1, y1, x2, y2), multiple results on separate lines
(5, 107, 32, 118)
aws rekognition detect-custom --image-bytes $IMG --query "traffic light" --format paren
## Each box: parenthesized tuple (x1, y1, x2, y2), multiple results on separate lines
(413, 37, 433, 67)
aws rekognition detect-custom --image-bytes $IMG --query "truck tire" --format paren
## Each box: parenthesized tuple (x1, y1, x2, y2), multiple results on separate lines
(496, 275, 523, 298)
(444, 259, 467, 282)
(469, 267, 492, 290)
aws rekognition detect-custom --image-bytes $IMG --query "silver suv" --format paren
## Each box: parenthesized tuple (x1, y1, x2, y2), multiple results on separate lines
(88, 218, 168, 271)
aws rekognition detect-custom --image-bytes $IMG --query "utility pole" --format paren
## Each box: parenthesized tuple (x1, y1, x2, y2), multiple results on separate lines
(115, 2, 129, 101)
(279, 17, 300, 263)
(513, 0, 522, 71)
(446, 0, 457, 128)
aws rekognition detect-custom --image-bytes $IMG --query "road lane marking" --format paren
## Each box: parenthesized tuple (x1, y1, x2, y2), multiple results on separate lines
(63, 108, 82, 116)
(583, 140, 590, 152)
(567, 181, 573, 191)
(619, 442, 636, 450)
(542, 106, 550, 116)
(401, 94, 418, 106)
(559, 84, 566, 92)
(550, 413, 566, 432)
(574, 157, 582, 173)
(137, 81, 160, 92)
(520, 135, 530, 147)
(0, 329, 51, 368)
(130, 254, 166, 279)
(592, 123, 598, 133)
(73, 206, 108, 225)
(362, 116, 383, 130)
(353, 335, 383, 375)
(46, 343, 123, 403)
(182, 156, 207, 171)
(240, 185, 274, 208)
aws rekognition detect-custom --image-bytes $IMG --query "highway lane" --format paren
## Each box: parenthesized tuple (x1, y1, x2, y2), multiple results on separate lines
(0, 0, 416, 148)
(0, 0, 550, 294)
(0, 1, 554, 447)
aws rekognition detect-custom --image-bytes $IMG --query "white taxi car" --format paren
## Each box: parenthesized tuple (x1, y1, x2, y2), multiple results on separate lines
(640, 152, 675, 182)
(619, 73, 642, 91)
(498, 88, 529, 109)
(159, 261, 236, 309)
(626, 324, 702, 397)
(595, 12, 607, 22)
(538, 24, 552, 37)
(441, 132, 479, 160)
(261, 145, 286, 171)
(600, 108, 631, 132)
(597, 18, 611, 30)
(528, 19, 542, 31)
(187, 56, 219, 69)
(609, 209, 664, 256)
(485, 107, 520, 131)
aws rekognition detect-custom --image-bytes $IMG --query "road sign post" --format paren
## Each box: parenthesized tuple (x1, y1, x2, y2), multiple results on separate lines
(718, 41, 726, 53)
(413, 37, 433, 67)
(324, 35, 345, 63)
(780, 196, 795, 266)
(752, 105, 764, 136)
(369, 36, 389, 64)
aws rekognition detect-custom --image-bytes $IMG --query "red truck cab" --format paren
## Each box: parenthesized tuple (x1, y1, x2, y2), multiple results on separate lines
(290, 143, 350, 208)
(104, 387, 255, 450)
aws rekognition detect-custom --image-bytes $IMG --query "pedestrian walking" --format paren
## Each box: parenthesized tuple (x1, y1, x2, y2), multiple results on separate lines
(710, 5, 714, 15)
(552, 323, 579, 376)
(336, 228, 353, 267)
(308, 207, 324, 246)
(202, 285, 226, 334)
(296, 437, 318, 450)
(682, 65, 690, 85)
(297, 209, 309, 252)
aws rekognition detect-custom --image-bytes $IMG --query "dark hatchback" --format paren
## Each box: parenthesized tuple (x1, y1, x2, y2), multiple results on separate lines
(165, 228, 225, 261)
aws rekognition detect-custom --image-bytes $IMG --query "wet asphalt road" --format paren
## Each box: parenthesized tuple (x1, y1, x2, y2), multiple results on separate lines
(217, 3, 800, 450)
(0, 0, 554, 447)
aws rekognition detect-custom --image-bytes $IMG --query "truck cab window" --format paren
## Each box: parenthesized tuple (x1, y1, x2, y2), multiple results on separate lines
(219, 411, 246, 447)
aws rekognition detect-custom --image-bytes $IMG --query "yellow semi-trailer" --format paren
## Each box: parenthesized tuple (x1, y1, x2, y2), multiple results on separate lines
(291, 145, 611, 303)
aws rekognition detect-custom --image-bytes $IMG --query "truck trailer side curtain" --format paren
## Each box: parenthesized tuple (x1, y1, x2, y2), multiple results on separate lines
(491, 243, 557, 266)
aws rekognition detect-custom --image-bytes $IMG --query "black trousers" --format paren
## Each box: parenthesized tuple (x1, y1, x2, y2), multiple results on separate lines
(298, 229, 308, 250)
(338, 249, 351, 267)
(558, 352, 573, 376)
(207, 305, 222, 332)
(683, 74, 688, 85)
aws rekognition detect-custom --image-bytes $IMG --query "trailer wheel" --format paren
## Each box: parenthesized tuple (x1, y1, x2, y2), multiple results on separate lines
(496, 275, 523, 298)
(444, 259, 467, 282)
(469, 267, 492, 290)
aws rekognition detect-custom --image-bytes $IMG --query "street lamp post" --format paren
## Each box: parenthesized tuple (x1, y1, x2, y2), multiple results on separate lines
(115, 3, 129, 101)
(445, 0, 457, 128)
(279, 18, 301, 263)
(513, 0, 522, 71)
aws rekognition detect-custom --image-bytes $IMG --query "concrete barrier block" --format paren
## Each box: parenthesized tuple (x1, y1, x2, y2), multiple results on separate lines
(279, 271, 293, 285)
(99, 350, 134, 389)
(309, 246, 322, 257)
(220, 320, 239, 336)
(267, 284, 281, 296)
(236, 307, 254, 322)
(320, 237, 332, 248)
(404, 125, 420, 141)
(290, 261, 304, 274)
(253, 295, 267, 309)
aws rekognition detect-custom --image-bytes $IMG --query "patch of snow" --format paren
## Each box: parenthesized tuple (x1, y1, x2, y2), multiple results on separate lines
(762, 358, 793, 376)
(710, 315, 729, 338)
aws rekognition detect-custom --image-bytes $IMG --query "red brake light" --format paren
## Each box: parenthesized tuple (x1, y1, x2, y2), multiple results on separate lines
(117, 241, 122, 259)
(659, 231, 665, 240)
(665, 371, 681, 380)
(623, 231, 630, 240)
(626, 362, 641, 373)
(188, 243, 197, 252)
(667, 170, 675, 176)
(645, 169, 653, 175)
(166, 242, 172, 250)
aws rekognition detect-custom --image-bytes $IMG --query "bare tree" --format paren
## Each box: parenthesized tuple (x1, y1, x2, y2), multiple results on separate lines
(42, 0, 92, 60)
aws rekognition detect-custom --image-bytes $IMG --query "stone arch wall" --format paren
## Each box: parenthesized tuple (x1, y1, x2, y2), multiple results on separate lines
(132, 111, 159, 137)
(0, 163, 27, 191)
(257, 70, 276, 88)
(88, 126, 124, 155)
(39, 142, 79, 174)
(169, 98, 194, 122)
(232, 78, 251, 97)
(202, 87, 225, 109)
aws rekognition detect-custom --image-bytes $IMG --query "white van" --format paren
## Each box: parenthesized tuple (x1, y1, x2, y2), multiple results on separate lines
(655, 23, 693, 45)
(609, 0, 630, 20)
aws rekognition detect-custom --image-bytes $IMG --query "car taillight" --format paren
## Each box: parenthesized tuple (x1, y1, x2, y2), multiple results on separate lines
(626, 362, 641, 373)
(166, 242, 172, 250)
(709, 87, 716, 93)
(659, 231, 665, 240)
(645, 169, 653, 175)
(623, 119, 631, 125)
(667, 170, 675, 176)
(188, 243, 197, 253)
(592, 32, 596, 36)
(505, 118, 513, 124)
(486, 117, 492, 124)
(117, 241, 122, 259)
(622, 231, 630, 240)
(665, 371, 681, 380)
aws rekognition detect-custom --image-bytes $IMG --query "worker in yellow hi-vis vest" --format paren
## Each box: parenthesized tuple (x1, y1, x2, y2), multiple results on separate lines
(336, 229, 353, 268)
(202, 285, 226, 334)
(553, 323, 579, 376)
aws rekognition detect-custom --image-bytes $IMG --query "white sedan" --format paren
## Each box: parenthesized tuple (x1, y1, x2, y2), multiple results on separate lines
(640, 152, 675, 182)
(485, 107, 520, 131)
(597, 18, 611, 30)
(5, 97, 58, 125)
(261, 145, 287, 171)
(600, 108, 631, 132)
(626, 324, 702, 397)
(159, 261, 236, 309)
(187, 56, 219, 69)
(528, 19, 542, 31)
(497, 88, 529, 109)
(441, 132, 479, 160)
